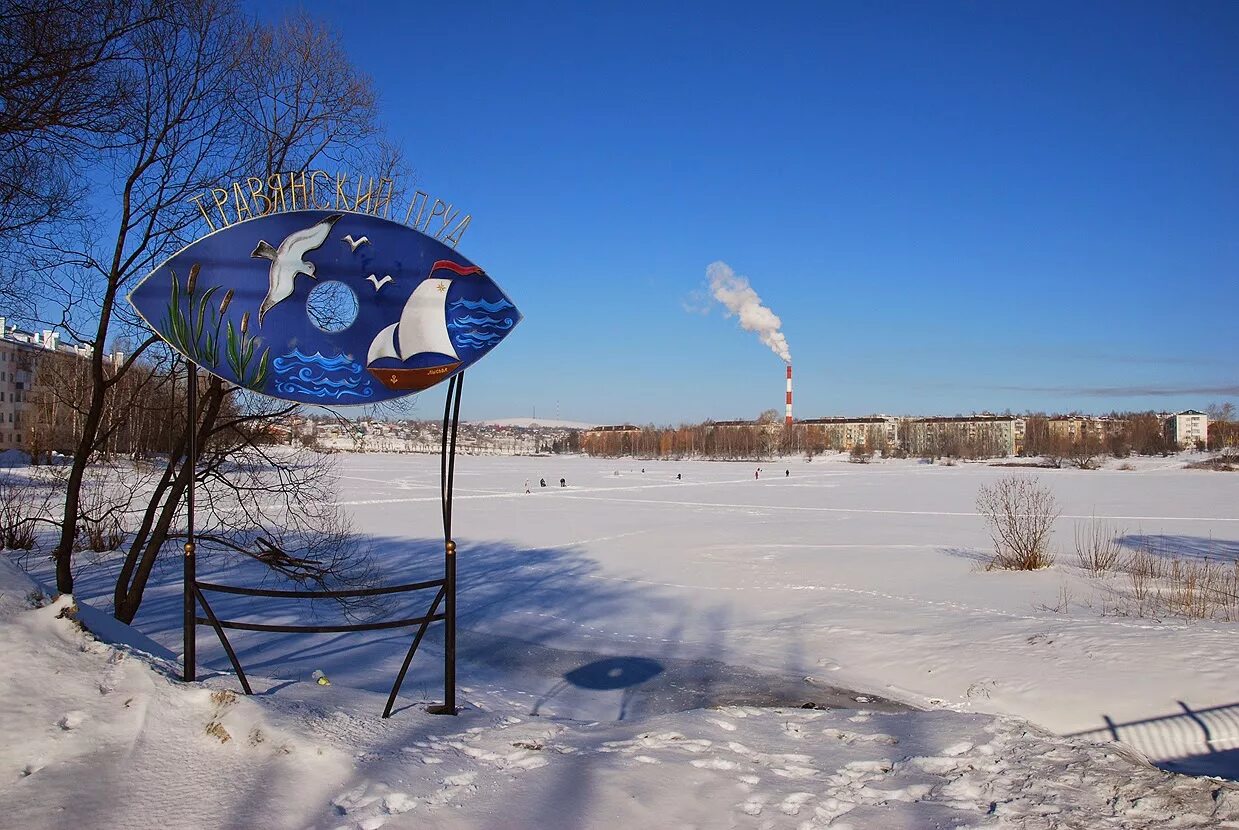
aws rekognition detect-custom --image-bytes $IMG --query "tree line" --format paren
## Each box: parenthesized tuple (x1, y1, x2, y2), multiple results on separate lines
(577, 406, 1238, 463)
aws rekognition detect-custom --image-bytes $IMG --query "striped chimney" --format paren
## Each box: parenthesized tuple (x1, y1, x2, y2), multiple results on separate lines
(785, 364, 793, 426)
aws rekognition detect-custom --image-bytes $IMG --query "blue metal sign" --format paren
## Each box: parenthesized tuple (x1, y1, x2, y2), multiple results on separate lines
(128, 210, 521, 404)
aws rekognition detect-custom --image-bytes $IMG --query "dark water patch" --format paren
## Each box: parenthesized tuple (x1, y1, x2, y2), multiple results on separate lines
(459, 632, 909, 722)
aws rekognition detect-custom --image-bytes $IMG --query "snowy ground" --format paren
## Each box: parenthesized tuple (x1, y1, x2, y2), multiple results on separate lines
(4, 451, 1239, 828)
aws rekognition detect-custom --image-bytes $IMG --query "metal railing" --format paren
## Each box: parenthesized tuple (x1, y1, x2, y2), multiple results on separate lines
(183, 364, 464, 717)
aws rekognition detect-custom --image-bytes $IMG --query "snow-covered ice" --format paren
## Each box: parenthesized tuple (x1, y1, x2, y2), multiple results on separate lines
(4, 452, 1239, 828)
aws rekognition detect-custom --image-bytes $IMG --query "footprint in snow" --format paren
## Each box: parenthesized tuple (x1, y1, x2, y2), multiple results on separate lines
(441, 772, 477, 788)
(771, 764, 819, 779)
(57, 711, 86, 730)
(814, 797, 857, 824)
(332, 784, 382, 814)
(780, 792, 815, 815)
(380, 793, 415, 816)
(510, 755, 549, 771)
(424, 771, 478, 809)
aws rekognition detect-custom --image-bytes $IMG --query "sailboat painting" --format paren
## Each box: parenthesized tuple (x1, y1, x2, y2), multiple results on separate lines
(367, 262, 478, 391)
(127, 210, 522, 406)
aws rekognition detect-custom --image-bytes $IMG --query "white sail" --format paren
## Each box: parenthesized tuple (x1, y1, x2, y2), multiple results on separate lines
(396, 278, 458, 360)
(367, 322, 400, 364)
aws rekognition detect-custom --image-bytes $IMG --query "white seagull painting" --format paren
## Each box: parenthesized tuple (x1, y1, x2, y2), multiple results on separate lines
(252, 213, 343, 324)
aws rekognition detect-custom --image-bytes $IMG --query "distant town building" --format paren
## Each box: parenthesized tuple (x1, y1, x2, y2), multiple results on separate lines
(0, 325, 38, 451)
(799, 416, 899, 451)
(1164, 410, 1208, 449)
(1046, 416, 1127, 444)
(0, 318, 122, 453)
(583, 424, 641, 435)
(906, 415, 1025, 458)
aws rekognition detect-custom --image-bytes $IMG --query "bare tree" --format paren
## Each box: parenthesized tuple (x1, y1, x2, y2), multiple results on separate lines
(1065, 432, 1104, 470)
(42, 0, 248, 595)
(0, 0, 159, 308)
(26, 1, 397, 612)
(1206, 402, 1235, 423)
(976, 476, 1059, 570)
(112, 380, 366, 622)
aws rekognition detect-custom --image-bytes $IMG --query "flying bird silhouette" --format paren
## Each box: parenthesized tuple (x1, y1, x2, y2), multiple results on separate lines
(251, 213, 343, 324)
(342, 234, 369, 252)
(366, 274, 393, 291)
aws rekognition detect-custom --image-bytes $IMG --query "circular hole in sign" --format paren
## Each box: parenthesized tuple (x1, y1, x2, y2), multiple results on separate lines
(306, 280, 358, 333)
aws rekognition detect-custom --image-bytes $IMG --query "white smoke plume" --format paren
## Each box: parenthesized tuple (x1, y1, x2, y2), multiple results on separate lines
(706, 261, 791, 363)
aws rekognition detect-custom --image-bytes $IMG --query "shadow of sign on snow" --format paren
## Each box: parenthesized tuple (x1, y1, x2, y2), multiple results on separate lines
(39, 533, 905, 720)
(1068, 700, 1239, 780)
(170, 535, 678, 695)
(1117, 534, 1239, 563)
(532, 656, 663, 720)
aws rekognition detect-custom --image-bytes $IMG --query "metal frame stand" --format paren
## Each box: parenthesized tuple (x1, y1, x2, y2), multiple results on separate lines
(181, 369, 465, 717)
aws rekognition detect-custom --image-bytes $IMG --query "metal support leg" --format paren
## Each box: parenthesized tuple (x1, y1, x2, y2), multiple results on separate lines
(428, 374, 463, 715)
(384, 585, 446, 718)
(183, 361, 198, 682)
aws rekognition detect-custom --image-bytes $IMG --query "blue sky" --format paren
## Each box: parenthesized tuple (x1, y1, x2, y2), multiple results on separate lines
(252, 0, 1237, 424)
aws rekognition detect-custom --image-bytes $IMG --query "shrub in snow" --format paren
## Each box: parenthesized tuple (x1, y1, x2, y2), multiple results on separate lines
(0, 474, 53, 551)
(849, 444, 873, 464)
(1120, 544, 1239, 621)
(976, 476, 1059, 570)
(1074, 517, 1124, 575)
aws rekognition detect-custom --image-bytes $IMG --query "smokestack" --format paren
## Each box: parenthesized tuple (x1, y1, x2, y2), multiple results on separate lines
(785, 364, 793, 427)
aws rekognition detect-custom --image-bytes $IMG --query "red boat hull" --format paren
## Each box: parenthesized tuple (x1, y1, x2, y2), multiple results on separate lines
(368, 362, 462, 392)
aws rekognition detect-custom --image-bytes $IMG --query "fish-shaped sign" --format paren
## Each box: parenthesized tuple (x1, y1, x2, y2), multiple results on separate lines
(128, 210, 522, 405)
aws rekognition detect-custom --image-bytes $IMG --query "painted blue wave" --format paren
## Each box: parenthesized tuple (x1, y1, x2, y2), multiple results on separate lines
(447, 314, 515, 330)
(453, 331, 505, 347)
(273, 349, 359, 370)
(275, 381, 374, 400)
(272, 350, 373, 401)
(449, 297, 514, 313)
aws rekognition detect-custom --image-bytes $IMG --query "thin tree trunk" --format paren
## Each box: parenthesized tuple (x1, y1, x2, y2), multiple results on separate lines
(113, 377, 224, 623)
(51, 344, 111, 593)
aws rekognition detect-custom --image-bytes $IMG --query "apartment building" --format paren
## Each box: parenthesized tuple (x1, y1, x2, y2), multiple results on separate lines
(0, 319, 120, 454)
(1164, 410, 1209, 449)
(799, 416, 900, 451)
(906, 415, 1025, 457)
(1046, 416, 1127, 444)
(0, 325, 39, 451)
